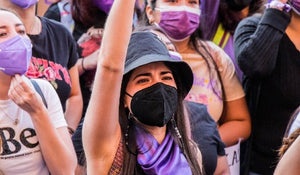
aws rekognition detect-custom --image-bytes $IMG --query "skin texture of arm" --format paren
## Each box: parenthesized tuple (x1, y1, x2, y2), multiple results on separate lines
(82, 0, 135, 174)
(65, 64, 83, 132)
(8, 75, 77, 174)
(219, 97, 251, 146)
(274, 135, 300, 175)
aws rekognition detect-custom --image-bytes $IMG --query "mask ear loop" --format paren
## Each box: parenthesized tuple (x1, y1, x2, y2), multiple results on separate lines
(125, 92, 133, 98)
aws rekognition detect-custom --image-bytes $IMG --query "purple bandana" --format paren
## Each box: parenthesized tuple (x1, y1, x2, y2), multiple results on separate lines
(290, 0, 300, 14)
(135, 125, 192, 175)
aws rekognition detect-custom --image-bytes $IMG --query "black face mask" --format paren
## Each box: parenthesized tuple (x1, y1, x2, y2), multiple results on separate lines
(126, 83, 178, 127)
(226, 0, 252, 11)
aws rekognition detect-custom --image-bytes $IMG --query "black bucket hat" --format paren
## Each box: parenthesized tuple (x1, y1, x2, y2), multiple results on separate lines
(124, 31, 193, 97)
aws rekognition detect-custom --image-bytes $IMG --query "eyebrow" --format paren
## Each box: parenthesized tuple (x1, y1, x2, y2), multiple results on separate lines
(132, 71, 172, 80)
(0, 23, 24, 29)
(15, 23, 24, 27)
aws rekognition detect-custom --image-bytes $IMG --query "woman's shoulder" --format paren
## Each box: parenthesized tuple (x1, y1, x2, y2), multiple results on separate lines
(197, 40, 234, 67)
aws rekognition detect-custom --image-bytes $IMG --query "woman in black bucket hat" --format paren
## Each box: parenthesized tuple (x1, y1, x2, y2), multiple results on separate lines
(82, 0, 203, 174)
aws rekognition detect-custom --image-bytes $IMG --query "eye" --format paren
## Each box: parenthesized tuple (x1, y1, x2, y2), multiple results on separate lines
(164, 0, 177, 3)
(0, 32, 7, 37)
(189, 0, 199, 5)
(162, 75, 174, 81)
(18, 30, 26, 35)
(136, 78, 149, 84)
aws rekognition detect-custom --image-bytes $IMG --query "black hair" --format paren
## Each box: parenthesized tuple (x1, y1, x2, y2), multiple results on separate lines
(219, 0, 265, 34)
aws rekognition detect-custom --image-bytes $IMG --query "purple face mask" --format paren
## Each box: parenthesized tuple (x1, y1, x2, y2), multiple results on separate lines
(157, 5, 201, 41)
(92, 0, 114, 14)
(0, 35, 32, 76)
(10, 0, 38, 9)
(290, 0, 300, 14)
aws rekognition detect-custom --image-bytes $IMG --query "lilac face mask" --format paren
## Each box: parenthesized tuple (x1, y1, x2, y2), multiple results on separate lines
(290, 0, 300, 15)
(157, 5, 201, 41)
(92, 0, 114, 14)
(0, 35, 32, 76)
(10, 0, 38, 9)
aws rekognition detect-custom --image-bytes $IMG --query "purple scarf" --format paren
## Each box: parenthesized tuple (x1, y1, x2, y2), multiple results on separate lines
(135, 126, 192, 175)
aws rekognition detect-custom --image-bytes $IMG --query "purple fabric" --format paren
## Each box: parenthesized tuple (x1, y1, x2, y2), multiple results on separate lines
(200, 0, 220, 40)
(159, 8, 200, 41)
(136, 126, 192, 175)
(92, 0, 114, 14)
(10, 0, 38, 9)
(291, 0, 300, 13)
(0, 35, 32, 76)
(223, 36, 243, 82)
(44, 0, 53, 5)
(169, 51, 183, 61)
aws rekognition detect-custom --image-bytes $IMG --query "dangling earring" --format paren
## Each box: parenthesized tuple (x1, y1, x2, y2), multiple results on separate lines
(171, 117, 186, 152)
(125, 112, 133, 146)
(125, 112, 137, 155)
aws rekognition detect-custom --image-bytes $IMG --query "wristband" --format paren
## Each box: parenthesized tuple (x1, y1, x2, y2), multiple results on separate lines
(81, 58, 87, 72)
(67, 126, 75, 135)
(265, 1, 291, 12)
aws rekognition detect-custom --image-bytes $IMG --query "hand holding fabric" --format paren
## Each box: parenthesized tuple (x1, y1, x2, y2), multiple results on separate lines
(8, 74, 45, 116)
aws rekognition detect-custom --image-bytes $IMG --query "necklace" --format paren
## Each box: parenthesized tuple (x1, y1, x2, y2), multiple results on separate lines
(0, 101, 21, 125)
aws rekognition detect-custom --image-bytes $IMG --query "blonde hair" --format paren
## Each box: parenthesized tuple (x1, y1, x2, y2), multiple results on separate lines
(278, 127, 300, 159)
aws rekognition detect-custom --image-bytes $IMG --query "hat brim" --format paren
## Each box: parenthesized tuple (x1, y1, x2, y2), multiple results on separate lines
(124, 53, 193, 97)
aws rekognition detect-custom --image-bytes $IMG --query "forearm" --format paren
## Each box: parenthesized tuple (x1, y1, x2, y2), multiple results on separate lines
(218, 120, 251, 146)
(65, 94, 83, 131)
(234, 8, 290, 77)
(30, 110, 77, 174)
(66, 65, 83, 131)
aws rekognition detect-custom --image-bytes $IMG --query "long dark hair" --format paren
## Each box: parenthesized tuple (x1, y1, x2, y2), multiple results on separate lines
(119, 63, 203, 175)
(218, 0, 265, 34)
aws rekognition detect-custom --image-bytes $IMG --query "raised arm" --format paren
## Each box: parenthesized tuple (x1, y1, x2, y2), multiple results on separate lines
(82, 0, 135, 174)
(234, 8, 291, 78)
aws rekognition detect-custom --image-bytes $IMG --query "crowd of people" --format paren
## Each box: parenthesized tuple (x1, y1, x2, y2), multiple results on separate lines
(0, 0, 299, 174)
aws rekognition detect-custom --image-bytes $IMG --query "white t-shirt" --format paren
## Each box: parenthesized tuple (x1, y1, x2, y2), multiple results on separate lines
(0, 77, 66, 175)
(182, 41, 245, 121)
(288, 112, 300, 137)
